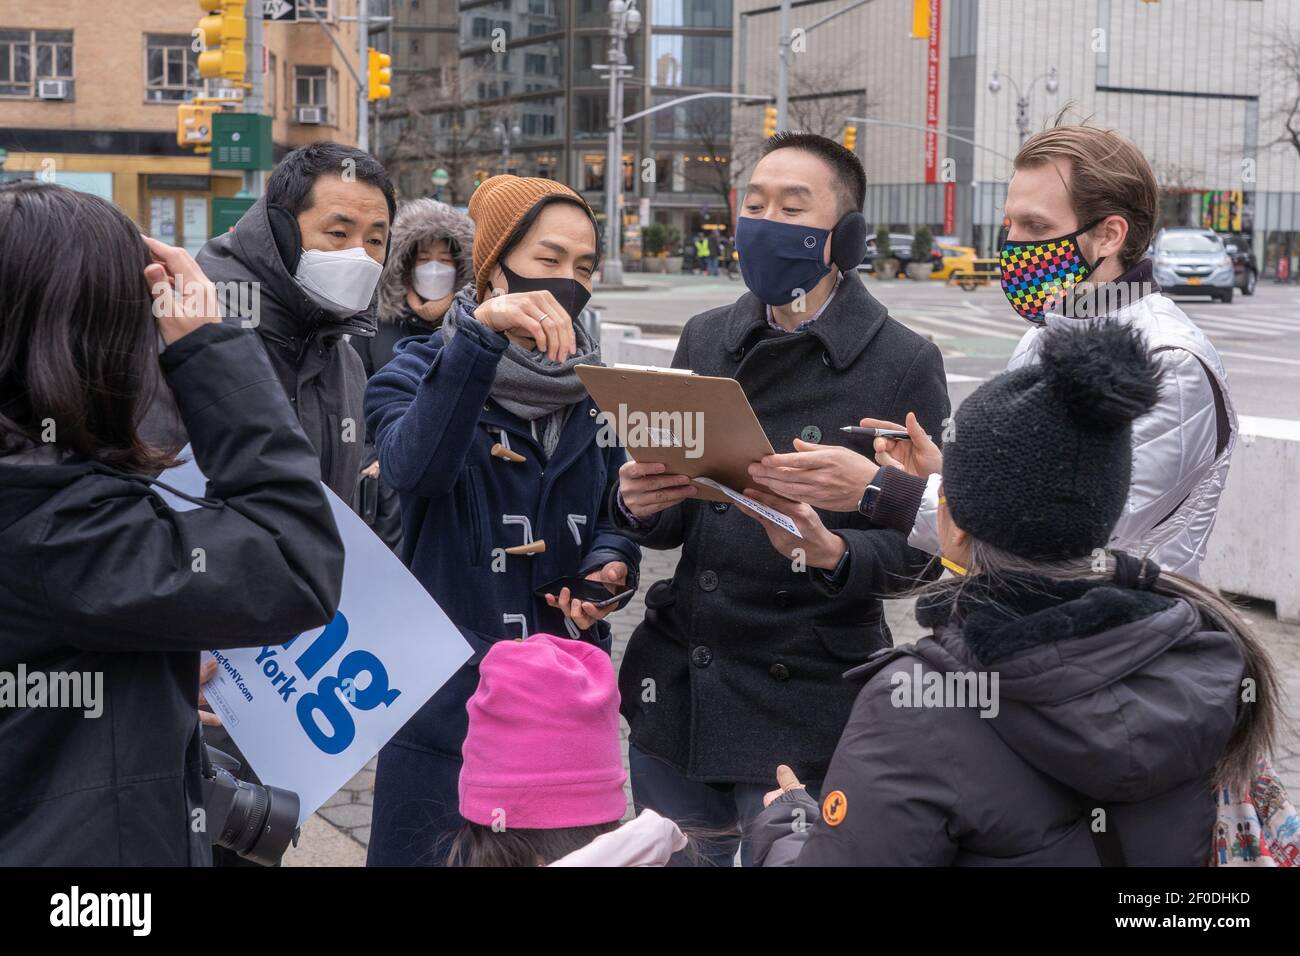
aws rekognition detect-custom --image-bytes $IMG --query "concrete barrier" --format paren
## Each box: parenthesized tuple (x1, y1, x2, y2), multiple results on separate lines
(599, 322, 679, 367)
(1201, 416, 1300, 623)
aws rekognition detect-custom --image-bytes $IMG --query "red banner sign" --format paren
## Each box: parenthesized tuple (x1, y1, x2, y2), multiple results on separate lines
(923, 0, 942, 184)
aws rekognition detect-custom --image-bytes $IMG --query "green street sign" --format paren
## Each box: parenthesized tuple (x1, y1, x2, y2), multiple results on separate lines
(210, 113, 273, 171)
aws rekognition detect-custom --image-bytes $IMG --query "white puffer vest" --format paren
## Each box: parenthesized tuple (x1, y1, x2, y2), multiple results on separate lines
(1007, 293, 1236, 577)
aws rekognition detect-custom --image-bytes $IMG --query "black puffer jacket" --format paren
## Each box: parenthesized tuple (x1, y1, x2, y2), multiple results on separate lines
(753, 576, 1244, 866)
(197, 196, 372, 502)
(0, 324, 344, 865)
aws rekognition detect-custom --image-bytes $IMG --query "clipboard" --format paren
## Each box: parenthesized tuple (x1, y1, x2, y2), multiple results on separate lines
(576, 363, 774, 503)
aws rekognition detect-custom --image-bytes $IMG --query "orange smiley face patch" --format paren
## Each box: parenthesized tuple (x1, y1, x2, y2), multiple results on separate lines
(822, 789, 847, 826)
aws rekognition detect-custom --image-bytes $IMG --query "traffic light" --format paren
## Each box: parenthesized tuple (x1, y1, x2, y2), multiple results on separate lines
(762, 105, 778, 139)
(473, 168, 490, 189)
(197, 0, 247, 84)
(842, 125, 857, 152)
(367, 48, 392, 101)
(177, 103, 217, 153)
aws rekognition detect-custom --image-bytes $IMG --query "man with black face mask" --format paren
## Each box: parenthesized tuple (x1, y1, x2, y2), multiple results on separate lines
(363, 176, 640, 866)
(196, 141, 395, 502)
(612, 133, 950, 866)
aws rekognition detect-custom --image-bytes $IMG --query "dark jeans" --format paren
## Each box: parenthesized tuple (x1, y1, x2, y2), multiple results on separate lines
(629, 744, 820, 867)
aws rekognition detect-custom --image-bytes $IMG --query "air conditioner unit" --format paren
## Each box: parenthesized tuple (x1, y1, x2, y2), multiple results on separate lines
(297, 106, 325, 125)
(37, 79, 68, 100)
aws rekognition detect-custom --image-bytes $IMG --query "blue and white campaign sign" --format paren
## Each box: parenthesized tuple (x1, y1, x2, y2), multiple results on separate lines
(158, 451, 472, 825)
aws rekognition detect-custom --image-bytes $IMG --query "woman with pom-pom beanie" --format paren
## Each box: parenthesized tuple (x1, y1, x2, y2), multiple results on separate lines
(750, 320, 1280, 867)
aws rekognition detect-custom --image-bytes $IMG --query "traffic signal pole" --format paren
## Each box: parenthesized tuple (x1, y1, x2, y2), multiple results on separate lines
(357, 0, 369, 153)
(246, 9, 264, 196)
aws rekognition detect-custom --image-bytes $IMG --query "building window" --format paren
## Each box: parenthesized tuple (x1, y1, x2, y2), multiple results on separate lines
(297, 0, 332, 20)
(652, 0, 733, 28)
(295, 64, 335, 123)
(411, 38, 421, 55)
(650, 34, 731, 88)
(0, 29, 73, 98)
(145, 34, 199, 103)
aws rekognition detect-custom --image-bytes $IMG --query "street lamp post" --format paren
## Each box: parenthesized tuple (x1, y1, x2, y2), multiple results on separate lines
(597, 0, 640, 286)
(988, 66, 1059, 145)
(494, 120, 523, 175)
(431, 167, 450, 201)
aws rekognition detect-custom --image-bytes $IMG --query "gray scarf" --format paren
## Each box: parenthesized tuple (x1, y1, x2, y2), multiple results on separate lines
(443, 284, 599, 457)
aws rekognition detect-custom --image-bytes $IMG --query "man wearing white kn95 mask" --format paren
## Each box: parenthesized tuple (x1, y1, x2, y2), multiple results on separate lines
(197, 140, 395, 504)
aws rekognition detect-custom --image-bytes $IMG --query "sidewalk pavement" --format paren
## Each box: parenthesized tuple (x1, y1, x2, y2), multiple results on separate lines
(285, 544, 1300, 865)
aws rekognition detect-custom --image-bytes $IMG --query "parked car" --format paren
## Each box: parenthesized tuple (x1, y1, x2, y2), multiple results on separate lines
(1151, 228, 1236, 303)
(859, 231, 943, 276)
(930, 243, 977, 281)
(1216, 232, 1258, 296)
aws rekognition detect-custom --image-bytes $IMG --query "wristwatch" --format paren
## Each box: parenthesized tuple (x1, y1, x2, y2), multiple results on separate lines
(857, 482, 884, 518)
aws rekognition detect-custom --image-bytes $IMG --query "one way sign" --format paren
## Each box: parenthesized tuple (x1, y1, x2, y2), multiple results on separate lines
(263, 0, 298, 21)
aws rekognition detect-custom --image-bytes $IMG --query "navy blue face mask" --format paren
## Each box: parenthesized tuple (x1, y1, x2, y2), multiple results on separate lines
(735, 216, 833, 306)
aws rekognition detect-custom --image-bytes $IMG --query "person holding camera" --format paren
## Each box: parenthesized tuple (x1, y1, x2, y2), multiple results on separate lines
(0, 182, 345, 865)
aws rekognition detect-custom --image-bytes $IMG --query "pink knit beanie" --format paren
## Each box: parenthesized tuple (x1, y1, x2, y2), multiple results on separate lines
(459, 634, 627, 830)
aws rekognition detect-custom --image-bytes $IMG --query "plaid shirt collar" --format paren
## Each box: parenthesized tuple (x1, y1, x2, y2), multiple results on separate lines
(764, 271, 844, 333)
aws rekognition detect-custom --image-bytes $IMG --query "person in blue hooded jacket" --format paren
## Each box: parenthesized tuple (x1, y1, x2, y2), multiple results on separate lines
(363, 175, 640, 866)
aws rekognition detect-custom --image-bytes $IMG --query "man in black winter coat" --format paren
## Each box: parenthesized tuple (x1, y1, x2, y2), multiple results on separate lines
(195, 142, 394, 862)
(197, 141, 395, 504)
(613, 133, 950, 865)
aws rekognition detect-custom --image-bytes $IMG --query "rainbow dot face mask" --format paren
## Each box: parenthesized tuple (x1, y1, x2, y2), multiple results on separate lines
(999, 221, 1102, 323)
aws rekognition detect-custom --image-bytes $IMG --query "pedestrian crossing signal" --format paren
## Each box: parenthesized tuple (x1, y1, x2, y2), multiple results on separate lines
(763, 105, 778, 139)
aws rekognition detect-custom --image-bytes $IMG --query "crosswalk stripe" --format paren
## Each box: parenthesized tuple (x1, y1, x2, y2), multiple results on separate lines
(895, 312, 1025, 341)
(1217, 349, 1300, 368)
(1192, 321, 1282, 339)
(1183, 309, 1300, 332)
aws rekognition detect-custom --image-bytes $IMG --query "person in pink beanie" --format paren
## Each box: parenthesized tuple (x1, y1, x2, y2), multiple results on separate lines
(447, 633, 687, 866)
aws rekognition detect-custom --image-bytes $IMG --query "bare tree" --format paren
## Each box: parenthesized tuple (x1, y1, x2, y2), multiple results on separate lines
(381, 60, 495, 204)
(1267, 27, 1300, 164)
(729, 59, 872, 202)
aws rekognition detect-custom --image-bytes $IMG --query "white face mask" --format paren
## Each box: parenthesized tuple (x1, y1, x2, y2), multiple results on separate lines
(293, 246, 384, 316)
(411, 259, 458, 302)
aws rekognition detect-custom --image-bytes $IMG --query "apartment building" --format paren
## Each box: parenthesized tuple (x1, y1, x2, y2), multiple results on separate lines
(0, 0, 364, 251)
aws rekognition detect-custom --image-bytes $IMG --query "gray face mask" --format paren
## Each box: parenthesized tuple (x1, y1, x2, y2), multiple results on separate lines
(294, 246, 384, 316)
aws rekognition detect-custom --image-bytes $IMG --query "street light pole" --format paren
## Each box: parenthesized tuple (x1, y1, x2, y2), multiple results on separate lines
(773, 0, 873, 133)
(495, 119, 522, 174)
(599, 0, 640, 286)
(775, 0, 790, 132)
(988, 66, 1058, 145)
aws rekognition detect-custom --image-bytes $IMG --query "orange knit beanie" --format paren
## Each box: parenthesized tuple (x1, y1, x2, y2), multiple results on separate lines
(468, 175, 592, 300)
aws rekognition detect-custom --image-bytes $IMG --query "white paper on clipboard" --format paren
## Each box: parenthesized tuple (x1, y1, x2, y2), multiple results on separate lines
(693, 477, 803, 539)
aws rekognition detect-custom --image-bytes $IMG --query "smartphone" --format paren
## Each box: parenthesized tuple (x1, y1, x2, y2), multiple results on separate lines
(534, 575, 634, 609)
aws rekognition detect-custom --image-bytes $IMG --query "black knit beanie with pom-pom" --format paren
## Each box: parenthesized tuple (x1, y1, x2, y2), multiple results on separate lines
(942, 320, 1162, 560)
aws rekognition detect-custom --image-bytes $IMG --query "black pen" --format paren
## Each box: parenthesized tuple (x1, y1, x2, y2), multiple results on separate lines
(840, 426, 911, 440)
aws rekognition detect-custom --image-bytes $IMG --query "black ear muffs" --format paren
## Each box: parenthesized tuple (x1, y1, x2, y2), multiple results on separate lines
(830, 211, 868, 273)
(266, 202, 303, 275)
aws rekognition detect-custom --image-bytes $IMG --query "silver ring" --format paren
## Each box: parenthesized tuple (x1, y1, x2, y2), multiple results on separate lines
(538, 313, 551, 323)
